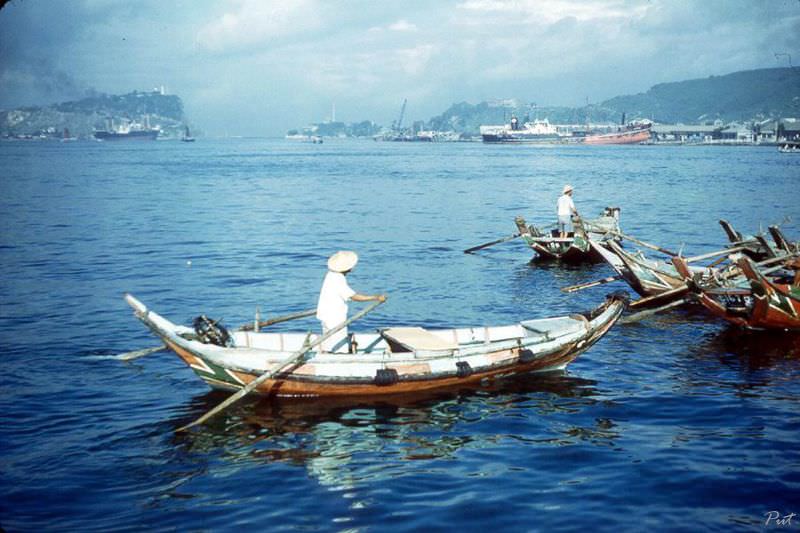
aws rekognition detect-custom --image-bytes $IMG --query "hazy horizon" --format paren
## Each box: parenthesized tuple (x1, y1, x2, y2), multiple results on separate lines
(1, 0, 798, 136)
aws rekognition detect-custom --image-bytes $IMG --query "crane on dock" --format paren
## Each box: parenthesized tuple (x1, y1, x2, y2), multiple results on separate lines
(392, 98, 407, 134)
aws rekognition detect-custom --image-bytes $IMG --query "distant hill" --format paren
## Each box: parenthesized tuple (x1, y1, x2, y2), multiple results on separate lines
(0, 90, 189, 139)
(602, 68, 800, 123)
(427, 67, 800, 134)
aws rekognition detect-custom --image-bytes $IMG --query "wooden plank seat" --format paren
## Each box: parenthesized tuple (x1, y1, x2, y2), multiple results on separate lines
(381, 327, 459, 353)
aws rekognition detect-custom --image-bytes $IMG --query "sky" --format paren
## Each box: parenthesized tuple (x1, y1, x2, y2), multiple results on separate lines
(1, 0, 798, 136)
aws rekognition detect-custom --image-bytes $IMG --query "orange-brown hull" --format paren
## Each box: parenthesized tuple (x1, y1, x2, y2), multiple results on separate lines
(583, 128, 651, 145)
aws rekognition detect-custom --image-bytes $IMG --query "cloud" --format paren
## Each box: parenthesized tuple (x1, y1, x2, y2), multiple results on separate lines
(196, 0, 323, 53)
(388, 19, 418, 32)
(456, 0, 650, 25)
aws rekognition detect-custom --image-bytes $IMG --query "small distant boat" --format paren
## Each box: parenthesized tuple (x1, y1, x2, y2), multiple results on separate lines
(583, 122, 652, 145)
(61, 128, 77, 142)
(123, 292, 627, 397)
(480, 117, 564, 143)
(182, 126, 195, 142)
(515, 207, 621, 263)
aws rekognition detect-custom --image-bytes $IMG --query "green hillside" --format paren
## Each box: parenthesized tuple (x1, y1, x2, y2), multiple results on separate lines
(0, 90, 187, 139)
(602, 68, 800, 123)
(427, 67, 800, 134)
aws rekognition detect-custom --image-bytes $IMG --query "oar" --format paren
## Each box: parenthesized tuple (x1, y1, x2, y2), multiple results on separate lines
(629, 285, 689, 309)
(239, 308, 316, 332)
(612, 231, 678, 257)
(560, 275, 621, 293)
(176, 298, 386, 433)
(620, 298, 689, 324)
(114, 345, 167, 361)
(464, 233, 520, 254)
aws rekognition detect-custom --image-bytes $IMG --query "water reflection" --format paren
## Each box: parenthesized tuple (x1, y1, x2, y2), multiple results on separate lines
(693, 326, 800, 370)
(170, 373, 615, 491)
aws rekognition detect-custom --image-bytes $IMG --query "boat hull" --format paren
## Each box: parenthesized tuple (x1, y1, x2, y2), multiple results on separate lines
(522, 234, 603, 263)
(672, 255, 800, 330)
(94, 130, 159, 141)
(125, 293, 626, 398)
(583, 128, 651, 145)
(517, 208, 621, 263)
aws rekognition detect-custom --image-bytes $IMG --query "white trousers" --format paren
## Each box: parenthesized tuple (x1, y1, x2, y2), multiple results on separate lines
(320, 320, 349, 353)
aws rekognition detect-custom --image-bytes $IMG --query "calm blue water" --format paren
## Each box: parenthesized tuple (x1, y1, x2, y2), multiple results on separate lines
(1, 139, 799, 532)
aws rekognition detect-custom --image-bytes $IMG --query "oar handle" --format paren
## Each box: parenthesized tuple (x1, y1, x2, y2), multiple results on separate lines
(176, 298, 386, 432)
(239, 308, 316, 331)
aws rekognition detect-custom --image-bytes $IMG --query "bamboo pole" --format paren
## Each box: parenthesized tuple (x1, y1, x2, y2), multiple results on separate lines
(176, 298, 386, 433)
(684, 246, 746, 264)
(611, 231, 678, 257)
(239, 308, 316, 332)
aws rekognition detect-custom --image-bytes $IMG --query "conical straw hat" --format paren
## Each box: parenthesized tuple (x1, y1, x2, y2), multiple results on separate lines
(327, 250, 358, 273)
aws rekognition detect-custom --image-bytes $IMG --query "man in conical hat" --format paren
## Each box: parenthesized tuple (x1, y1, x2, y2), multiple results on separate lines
(316, 251, 386, 353)
(556, 184, 578, 238)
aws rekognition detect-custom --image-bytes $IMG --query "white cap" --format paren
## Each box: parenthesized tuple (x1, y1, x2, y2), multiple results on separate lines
(563, 184, 573, 194)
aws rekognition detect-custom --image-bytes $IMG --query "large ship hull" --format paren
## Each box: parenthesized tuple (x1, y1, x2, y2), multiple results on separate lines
(94, 130, 159, 141)
(583, 127, 651, 145)
(481, 133, 562, 143)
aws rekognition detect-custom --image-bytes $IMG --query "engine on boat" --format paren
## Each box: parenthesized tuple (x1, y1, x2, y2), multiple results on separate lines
(192, 315, 234, 347)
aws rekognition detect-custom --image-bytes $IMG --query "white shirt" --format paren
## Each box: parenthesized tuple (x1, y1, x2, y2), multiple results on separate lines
(556, 194, 576, 216)
(316, 271, 356, 325)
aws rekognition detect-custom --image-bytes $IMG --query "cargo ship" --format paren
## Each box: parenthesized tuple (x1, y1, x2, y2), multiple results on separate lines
(94, 129, 159, 141)
(94, 118, 159, 141)
(480, 116, 564, 143)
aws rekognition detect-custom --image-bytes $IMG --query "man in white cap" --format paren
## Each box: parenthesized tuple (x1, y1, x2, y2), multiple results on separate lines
(556, 185, 578, 238)
(316, 251, 386, 353)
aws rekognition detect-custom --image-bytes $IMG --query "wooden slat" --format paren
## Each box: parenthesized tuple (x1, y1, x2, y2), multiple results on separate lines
(382, 327, 458, 351)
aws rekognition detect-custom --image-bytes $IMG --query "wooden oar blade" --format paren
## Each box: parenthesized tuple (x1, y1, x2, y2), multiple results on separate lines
(620, 298, 689, 324)
(464, 233, 520, 254)
(115, 345, 166, 361)
(560, 276, 621, 293)
(629, 284, 689, 309)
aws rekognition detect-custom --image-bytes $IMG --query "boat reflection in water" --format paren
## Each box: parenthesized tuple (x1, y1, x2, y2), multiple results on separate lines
(691, 327, 800, 374)
(171, 372, 616, 490)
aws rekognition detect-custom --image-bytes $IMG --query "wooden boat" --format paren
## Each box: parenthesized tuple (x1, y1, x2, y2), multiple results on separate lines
(515, 207, 621, 263)
(590, 236, 787, 310)
(590, 240, 691, 297)
(124, 292, 627, 398)
(672, 254, 800, 330)
(718, 220, 796, 261)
